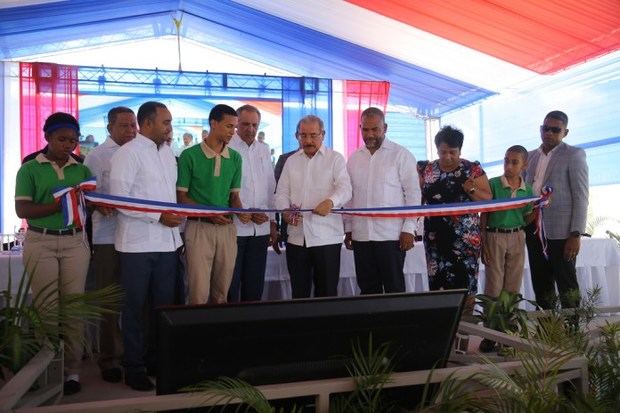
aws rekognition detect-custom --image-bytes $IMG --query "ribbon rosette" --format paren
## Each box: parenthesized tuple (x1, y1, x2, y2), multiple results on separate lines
(52, 177, 97, 228)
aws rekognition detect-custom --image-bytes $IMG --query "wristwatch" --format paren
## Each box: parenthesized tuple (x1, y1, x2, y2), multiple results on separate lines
(570, 231, 581, 238)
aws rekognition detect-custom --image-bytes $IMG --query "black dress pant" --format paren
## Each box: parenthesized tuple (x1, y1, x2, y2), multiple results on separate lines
(525, 223, 580, 309)
(228, 235, 270, 302)
(286, 242, 341, 298)
(352, 240, 406, 294)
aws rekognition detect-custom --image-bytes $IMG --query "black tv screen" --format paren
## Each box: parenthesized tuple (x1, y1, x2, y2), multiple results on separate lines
(156, 290, 466, 395)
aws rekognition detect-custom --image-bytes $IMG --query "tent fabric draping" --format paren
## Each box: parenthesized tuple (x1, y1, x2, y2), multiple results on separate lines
(344, 81, 390, 157)
(347, 0, 620, 74)
(281, 77, 332, 154)
(0, 0, 494, 116)
(20, 62, 79, 160)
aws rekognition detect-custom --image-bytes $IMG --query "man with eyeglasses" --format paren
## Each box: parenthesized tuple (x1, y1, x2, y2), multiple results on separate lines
(275, 115, 352, 298)
(524, 110, 588, 309)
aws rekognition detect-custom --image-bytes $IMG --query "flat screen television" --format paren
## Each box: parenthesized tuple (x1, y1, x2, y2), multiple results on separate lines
(156, 290, 467, 396)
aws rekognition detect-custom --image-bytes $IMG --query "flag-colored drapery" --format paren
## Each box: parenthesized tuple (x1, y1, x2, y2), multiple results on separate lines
(20, 62, 79, 160)
(344, 80, 390, 158)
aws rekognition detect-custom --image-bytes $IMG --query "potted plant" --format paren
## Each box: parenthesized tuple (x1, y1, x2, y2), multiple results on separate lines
(475, 290, 537, 353)
(0, 264, 122, 409)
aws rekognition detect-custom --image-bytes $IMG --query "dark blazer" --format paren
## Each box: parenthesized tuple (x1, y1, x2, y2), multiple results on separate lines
(274, 149, 299, 184)
(524, 142, 588, 239)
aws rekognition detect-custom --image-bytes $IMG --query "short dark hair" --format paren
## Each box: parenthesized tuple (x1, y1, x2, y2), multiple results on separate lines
(137, 101, 168, 127)
(544, 110, 568, 126)
(434, 125, 464, 149)
(209, 104, 237, 123)
(107, 106, 135, 126)
(361, 107, 385, 123)
(295, 115, 324, 134)
(43, 112, 80, 136)
(236, 104, 261, 120)
(506, 145, 528, 161)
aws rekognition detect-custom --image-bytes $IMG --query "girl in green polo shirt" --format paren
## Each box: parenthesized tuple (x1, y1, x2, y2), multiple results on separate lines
(15, 112, 92, 396)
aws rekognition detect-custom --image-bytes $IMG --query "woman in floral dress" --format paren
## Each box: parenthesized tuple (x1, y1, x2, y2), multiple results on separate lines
(417, 126, 492, 297)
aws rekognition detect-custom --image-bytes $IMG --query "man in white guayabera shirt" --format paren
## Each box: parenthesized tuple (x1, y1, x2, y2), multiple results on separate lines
(344, 107, 421, 295)
(227, 104, 279, 302)
(275, 115, 352, 298)
(84, 106, 136, 384)
(110, 101, 183, 391)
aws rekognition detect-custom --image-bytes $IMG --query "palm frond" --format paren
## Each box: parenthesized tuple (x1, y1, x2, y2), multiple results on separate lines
(184, 377, 275, 413)
(1, 267, 123, 375)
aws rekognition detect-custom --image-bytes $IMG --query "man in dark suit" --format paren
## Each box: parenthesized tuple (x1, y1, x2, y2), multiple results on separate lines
(524, 110, 589, 309)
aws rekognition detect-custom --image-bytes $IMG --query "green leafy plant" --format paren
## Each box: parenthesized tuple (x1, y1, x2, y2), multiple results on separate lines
(476, 290, 535, 336)
(331, 335, 396, 413)
(184, 376, 297, 413)
(0, 264, 123, 379)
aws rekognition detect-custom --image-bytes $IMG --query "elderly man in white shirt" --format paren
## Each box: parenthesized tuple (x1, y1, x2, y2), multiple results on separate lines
(227, 105, 279, 302)
(275, 115, 352, 298)
(344, 107, 421, 294)
(110, 101, 183, 392)
(84, 106, 136, 384)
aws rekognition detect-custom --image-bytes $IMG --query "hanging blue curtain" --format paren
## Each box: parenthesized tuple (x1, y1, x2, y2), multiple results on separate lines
(281, 77, 332, 153)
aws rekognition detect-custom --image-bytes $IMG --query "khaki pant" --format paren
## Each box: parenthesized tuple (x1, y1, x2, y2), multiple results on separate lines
(483, 231, 526, 297)
(23, 230, 90, 376)
(92, 244, 123, 370)
(185, 220, 237, 304)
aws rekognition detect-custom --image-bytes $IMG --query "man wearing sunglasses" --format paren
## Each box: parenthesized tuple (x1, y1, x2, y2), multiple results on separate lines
(524, 110, 589, 309)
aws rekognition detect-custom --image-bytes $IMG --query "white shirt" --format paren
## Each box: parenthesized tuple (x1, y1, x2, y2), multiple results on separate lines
(532, 145, 559, 195)
(109, 133, 182, 253)
(275, 145, 352, 247)
(84, 137, 122, 245)
(345, 139, 421, 241)
(228, 135, 276, 236)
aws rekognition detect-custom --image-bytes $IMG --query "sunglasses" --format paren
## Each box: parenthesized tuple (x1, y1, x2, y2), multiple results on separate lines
(541, 125, 562, 134)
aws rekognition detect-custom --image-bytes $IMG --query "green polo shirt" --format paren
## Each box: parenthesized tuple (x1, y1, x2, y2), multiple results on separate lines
(176, 142, 241, 207)
(486, 175, 534, 229)
(15, 154, 92, 229)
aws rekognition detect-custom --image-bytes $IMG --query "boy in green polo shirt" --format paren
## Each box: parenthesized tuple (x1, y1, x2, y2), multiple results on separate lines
(177, 104, 249, 305)
(479, 145, 534, 352)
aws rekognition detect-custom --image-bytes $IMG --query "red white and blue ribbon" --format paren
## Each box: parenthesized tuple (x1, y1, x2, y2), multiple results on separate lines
(55, 180, 551, 225)
(79, 191, 546, 218)
(535, 186, 553, 258)
(52, 178, 97, 228)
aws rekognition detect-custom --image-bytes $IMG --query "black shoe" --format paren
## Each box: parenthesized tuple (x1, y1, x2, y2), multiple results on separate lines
(125, 371, 154, 391)
(63, 379, 81, 396)
(146, 365, 158, 377)
(101, 367, 122, 383)
(479, 338, 497, 353)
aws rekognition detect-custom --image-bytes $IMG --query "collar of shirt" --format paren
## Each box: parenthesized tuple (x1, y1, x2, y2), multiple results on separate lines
(135, 133, 162, 150)
(500, 175, 526, 191)
(200, 141, 230, 158)
(298, 143, 327, 159)
(361, 138, 395, 155)
(35, 152, 80, 167)
(101, 136, 121, 149)
(537, 142, 561, 157)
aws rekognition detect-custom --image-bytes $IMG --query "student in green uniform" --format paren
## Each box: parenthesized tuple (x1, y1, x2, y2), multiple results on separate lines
(479, 145, 534, 352)
(15, 112, 92, 395)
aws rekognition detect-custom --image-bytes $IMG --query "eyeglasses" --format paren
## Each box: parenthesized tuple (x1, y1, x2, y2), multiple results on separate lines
(541, 125, 562, 134)
(298, 133, 323, 140)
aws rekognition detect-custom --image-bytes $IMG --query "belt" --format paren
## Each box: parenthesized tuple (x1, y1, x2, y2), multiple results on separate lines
(28, 226, 82, 236)
(485, 226, 524, 234)
(187, 217, 210, 222)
